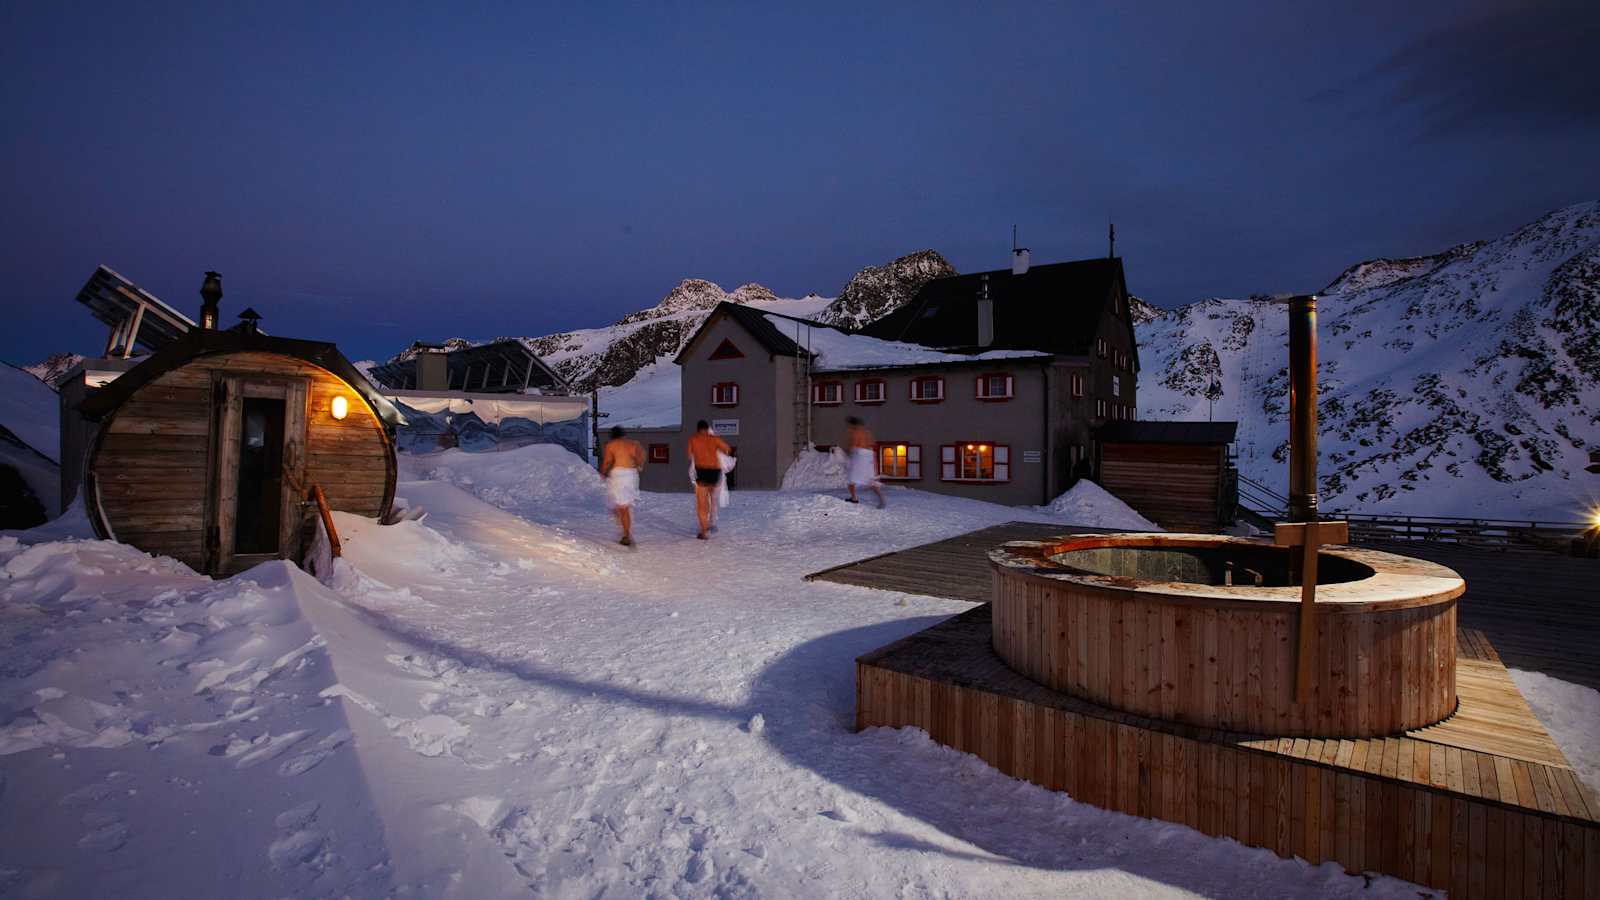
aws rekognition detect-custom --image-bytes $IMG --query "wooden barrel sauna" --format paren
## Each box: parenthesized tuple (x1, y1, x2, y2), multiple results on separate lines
(989, 534, 1465, 738)
(77, 329, 400, 577)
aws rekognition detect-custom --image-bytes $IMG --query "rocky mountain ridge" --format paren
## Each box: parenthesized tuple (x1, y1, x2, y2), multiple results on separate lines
(21, 352, 84, 389)
(812, 250, 957, 329)
(1136, 201, 1600, 520)
(381, 249, 956, 392)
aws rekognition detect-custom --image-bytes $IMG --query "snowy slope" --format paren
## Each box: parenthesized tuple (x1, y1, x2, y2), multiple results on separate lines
(1137, 202, 1600, 521)
(1, 362, 61, 465)
(4, 444, 1597, 897)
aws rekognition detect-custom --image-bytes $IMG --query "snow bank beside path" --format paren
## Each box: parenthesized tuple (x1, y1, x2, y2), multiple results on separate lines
(781, 445, 848, 490)
(1036, 480, 1162, 531)
(0, 536, 389, 897)
(404, 442, 604, 514)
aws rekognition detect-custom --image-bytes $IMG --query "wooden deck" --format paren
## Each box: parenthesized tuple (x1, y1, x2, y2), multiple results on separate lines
(857, 607, 1600, 897)
(810, 522, 1600, 690)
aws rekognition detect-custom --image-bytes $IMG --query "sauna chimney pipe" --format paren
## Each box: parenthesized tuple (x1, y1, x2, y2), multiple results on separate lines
(199, 271, 223, 331)
(1287, 294, 1318, 523)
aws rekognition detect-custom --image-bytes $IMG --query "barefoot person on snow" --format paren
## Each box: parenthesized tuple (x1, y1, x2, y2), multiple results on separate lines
(601, 426, 645, 546)
(845, 417, 885, 508)
(687, 420, 733, 540)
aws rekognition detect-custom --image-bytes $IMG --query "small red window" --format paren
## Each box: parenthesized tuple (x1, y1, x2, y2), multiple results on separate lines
(939, 443, 1010, 482)
(975, 373, 1014, 401)
(709, 338, 744, 360)
(711, 382, 739, 406)
(876, 442, 922, 480)
(855, 380, 886, 404)
(909, 376, 944, 403)
(648, 443, 670, 463)
(812, 381, 842, 405)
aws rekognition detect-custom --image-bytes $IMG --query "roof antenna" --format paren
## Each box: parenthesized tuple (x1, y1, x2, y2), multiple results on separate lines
(1108, 221, 1116, 259)
(1012, 224, 1017, 252)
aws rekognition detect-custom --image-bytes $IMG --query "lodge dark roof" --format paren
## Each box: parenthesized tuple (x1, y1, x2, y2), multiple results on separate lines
(860, 257, 1136, 366)
(674, 302, 812, 363)
(1099, 420, 1238, 445)
(77, 327, 404, 427)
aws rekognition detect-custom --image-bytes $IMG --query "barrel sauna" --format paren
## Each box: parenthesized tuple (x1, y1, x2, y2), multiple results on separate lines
(989, 533, 1466, 738)
(76, 329, 400, 576)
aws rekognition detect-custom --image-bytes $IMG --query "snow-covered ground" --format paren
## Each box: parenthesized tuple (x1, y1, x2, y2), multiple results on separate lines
(2, 444, 1595, 897)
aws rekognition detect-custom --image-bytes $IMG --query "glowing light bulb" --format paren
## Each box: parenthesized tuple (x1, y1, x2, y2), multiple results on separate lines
(331, 395, 348, 420)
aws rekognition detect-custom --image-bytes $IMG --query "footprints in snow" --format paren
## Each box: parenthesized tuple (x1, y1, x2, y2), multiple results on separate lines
(207, 726, 351, 775)
(268, 799, 330, 870)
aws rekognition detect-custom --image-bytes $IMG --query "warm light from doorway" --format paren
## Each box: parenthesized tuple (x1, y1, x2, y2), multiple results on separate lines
(331, 395, 349, 420)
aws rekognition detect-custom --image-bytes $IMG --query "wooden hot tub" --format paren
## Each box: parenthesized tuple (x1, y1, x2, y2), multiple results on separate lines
(988, 534, 1465, 738)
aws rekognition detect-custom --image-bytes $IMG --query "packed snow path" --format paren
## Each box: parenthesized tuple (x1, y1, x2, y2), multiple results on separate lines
(3, 445, 1594, 897)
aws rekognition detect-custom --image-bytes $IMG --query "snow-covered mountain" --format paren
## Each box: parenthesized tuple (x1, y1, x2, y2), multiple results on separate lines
(1137, 202, 1600, 522)
(22, 352, 83, 389)
(812, 250, 957, 329)
(517, 282, 832, 392)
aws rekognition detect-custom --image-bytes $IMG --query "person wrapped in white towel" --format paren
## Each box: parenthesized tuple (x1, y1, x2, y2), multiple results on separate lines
(601, 425, 644, 546)
(844, 416, 885, 508)
(688, 443, 736, 532)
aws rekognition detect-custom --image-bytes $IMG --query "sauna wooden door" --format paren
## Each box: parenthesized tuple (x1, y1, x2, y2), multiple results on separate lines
(207, 375, 308, 576)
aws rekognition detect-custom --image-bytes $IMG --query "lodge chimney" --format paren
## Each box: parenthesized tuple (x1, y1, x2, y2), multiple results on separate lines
(1011, 247, 1030, 275)
(199, 271, 222, 331)
(976, 274, 994, 348)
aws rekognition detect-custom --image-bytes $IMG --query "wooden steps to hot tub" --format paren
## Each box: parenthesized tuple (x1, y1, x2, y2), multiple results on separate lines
(856, 606, 1599, 899)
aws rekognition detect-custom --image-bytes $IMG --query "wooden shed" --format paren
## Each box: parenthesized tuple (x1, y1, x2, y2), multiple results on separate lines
(75, 326, 402, 576)
(1096, 420, 1237, 533)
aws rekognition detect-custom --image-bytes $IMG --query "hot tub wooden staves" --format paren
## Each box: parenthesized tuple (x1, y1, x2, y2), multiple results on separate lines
(76, 328, 401, 576)
(989, 534, 1466, 739)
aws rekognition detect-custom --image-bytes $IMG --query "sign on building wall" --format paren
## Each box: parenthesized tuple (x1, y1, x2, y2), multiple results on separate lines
(711, 419, 740, 437)
(1022, 450, 1043, 463)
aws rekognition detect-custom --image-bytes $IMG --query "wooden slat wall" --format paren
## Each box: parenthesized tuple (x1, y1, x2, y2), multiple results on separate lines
(88, 351, 394, 573)
(991, 568, 1458, 738)
(857, 611, 1599, 898)
(1100, 442, 1224, 533)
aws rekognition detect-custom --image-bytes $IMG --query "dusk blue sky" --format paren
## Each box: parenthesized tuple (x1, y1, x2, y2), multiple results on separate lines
(4, 1, 1597, 366)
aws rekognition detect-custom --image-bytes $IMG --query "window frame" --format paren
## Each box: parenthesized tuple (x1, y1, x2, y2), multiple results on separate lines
(1070, 372, 1085, 397)
(648, 443, 670, 463)
(939, 442, 1011, 483)
(974, 372, 1015, 402)
(811, 381, 843, 406)
(1097, 338, 1108, 359)
(854, 379, 887, 405)
(908, 375, 945, 404)
(710, 382, 740, 407)
(875, 441, 922, 481)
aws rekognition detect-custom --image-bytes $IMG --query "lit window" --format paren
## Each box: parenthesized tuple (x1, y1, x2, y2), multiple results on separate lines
(975, 373, 1014, 400)
(711, 383, 739, 406)
(909, 376, 944, 402)
(940, 443, 1010, 482)
(1112, 375, 1121, 397)
(812, 382, 842, 405)
(877, 443, 921, 480)
(855, 380, 886, 403)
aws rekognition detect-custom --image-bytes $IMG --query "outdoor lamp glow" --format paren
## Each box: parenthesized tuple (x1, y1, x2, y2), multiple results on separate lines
(331, 395, 349, 421)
